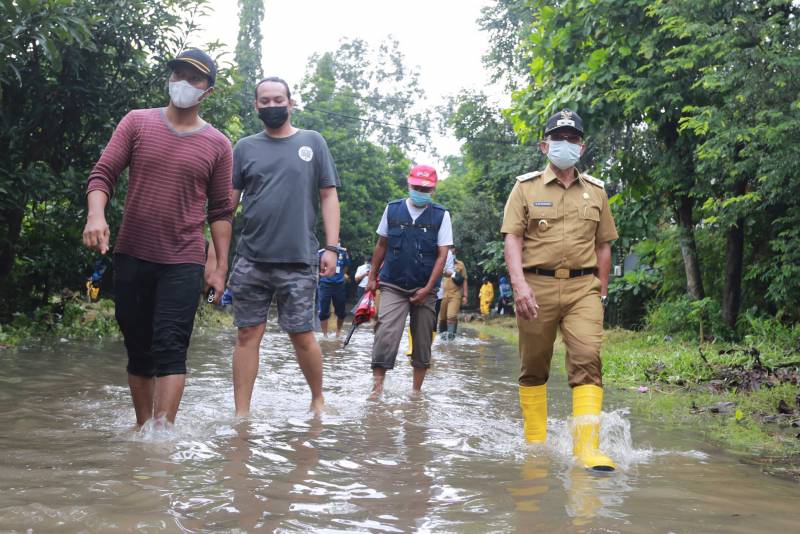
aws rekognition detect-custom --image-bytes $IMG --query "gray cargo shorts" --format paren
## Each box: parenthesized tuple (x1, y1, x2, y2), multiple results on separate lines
(229, 256, 318, 333)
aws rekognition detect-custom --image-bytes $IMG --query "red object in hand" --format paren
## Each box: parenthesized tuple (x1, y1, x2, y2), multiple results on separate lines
(343, 289, 377, 347)
(352, 289, 376, 325)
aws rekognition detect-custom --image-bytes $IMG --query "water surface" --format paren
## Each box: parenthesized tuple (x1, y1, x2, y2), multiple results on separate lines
(1, 325, 798, 532)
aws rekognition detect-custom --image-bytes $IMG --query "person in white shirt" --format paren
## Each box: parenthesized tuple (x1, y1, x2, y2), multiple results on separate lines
(354, 256, 371, 302)
(365, 164, 452, 396)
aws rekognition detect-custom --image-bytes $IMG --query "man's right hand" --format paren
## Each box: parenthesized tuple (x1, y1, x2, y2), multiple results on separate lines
(82, 214, 110, 254)
(365, 277, 378, 294)
(513, 280, 539, 320)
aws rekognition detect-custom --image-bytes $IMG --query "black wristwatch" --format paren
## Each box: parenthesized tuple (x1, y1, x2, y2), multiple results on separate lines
(324, 245, 343, 254)
(600, 295, 608, 308)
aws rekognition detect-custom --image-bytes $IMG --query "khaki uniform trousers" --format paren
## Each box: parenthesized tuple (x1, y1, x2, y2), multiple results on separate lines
(438, 290, 462, 324)
(517, 273, 604, 388)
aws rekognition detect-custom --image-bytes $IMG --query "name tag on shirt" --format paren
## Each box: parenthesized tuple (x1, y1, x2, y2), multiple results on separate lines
(533, 201, 553, 207)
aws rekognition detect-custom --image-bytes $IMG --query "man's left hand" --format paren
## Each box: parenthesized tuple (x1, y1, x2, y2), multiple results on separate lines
(320, 250, 338, 277)
(206, 268, 227, 304)
(410, 287, 431, 306)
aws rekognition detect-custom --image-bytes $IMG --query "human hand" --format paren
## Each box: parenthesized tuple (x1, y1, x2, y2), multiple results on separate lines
(366, 277, 378, 294)
(206, 268, 227, 304)
(513, 281, 539, 320)
(320, 250, 337, 277)
(82, 214, 110, 254)
(410, 286, 431, 306)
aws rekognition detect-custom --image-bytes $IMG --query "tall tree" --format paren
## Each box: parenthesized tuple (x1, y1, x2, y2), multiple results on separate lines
(234, 0, 264, 134)
(508, 0, 708, 300)
(656, 0, 800, 325)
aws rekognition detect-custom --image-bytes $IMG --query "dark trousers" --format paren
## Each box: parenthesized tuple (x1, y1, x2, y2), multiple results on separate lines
(113, 254, 202, 377)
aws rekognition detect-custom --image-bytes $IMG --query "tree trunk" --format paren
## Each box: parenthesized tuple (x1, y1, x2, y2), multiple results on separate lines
(722, 178, 748, 330)
(676, 195, 705, 300)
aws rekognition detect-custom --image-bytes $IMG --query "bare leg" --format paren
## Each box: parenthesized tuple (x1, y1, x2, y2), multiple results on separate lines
(412, 367, 427, 392)
(153, 373, 186, 423)
(320, 319, 329, 337)
(370, 367, 387, 399)
(233, 323, 267, 417)
(128, 374, 155, 427)
(336, 316, 344, 337)
(288, 331, 325, 413)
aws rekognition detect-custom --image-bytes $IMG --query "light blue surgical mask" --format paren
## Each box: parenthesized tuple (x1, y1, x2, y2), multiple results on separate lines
(409, 189, 432, 207)
(547, 139, 582, 170)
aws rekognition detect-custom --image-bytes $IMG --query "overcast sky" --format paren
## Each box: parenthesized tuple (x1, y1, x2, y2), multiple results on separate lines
(197, 0, 507, 165)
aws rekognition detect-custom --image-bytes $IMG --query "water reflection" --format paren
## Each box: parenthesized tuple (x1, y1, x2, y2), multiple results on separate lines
(1, 328, 800, 532)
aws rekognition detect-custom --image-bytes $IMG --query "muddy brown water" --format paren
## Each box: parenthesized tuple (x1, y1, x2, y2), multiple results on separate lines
(1, 325, 798, 533)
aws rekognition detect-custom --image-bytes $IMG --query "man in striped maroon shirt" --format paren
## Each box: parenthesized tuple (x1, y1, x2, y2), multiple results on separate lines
(82, 49, 234, 428)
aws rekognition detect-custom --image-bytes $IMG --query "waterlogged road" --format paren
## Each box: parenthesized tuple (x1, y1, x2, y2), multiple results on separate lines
(1, 325, 798, 532)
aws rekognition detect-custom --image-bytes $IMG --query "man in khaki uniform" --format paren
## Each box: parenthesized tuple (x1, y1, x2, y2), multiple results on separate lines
(501, 109, 618, 471)
(437, 247, 468, 339)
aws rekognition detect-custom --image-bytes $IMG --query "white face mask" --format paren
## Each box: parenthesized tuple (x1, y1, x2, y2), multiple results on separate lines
(168, 80, 207, 109)
(546, 139, 582, 170)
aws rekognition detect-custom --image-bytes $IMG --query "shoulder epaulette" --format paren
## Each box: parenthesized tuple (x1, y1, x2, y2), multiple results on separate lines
(516, 170, 543, 182)
(582, 173, 605, 188)
(387, 198, 404, 205)
(430, 202, 446, 212)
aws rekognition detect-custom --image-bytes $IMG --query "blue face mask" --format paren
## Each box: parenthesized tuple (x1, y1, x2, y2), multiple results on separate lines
(409, 189, 432, 207)
(547, 139, 582, 170)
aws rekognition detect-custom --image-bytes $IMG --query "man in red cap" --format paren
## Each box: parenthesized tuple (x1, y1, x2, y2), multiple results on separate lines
(365, 165, 452, 396)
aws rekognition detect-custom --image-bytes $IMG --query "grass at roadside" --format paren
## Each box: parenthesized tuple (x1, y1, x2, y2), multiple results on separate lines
(466, 316, 800, 480)
(0, 296, 232, 349)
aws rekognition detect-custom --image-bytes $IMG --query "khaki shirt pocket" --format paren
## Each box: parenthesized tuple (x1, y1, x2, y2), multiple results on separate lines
(577, 205, 601, 239)
(527, 207, 559, 239)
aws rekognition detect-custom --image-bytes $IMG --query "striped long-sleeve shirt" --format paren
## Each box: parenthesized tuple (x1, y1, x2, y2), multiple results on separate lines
(86, 108, 233, 265)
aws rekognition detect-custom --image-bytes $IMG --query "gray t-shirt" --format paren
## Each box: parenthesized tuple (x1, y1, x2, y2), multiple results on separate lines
(233, 129, 340, 264)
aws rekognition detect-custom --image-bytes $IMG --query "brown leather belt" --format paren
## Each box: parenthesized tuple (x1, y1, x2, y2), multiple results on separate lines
(523, 267, 596, 279)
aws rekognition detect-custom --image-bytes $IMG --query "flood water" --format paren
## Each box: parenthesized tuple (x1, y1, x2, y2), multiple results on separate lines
(1, 323, 798, 533)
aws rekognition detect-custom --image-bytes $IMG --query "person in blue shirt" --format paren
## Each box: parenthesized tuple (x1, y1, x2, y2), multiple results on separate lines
(497, 275, 514, 315)
(317, 245, 350, 337)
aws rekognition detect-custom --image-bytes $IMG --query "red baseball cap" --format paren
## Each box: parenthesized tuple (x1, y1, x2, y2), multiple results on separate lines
(407, 164, 438, 187)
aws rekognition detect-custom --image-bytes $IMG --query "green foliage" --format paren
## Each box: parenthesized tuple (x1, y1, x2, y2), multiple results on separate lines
(607, 269, 660, 329)
(1, 297, 118, 346)
(291, 38, 423, 259)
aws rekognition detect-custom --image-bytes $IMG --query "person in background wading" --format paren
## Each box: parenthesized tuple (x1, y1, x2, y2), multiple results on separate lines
(437, 246, 468, 340)
(366, 165, 452, 397)
(317, 244, 350, 337)
(82, 49, 233, 428)
(354, 255, 371, 303)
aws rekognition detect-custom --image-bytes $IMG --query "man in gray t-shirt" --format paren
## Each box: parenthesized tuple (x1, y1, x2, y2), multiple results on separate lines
(233, 129, 339, 263)
(228, 76, 341, 416)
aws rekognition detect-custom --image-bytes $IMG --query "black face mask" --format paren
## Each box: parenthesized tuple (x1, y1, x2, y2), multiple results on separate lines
(258, 106, 289, 129)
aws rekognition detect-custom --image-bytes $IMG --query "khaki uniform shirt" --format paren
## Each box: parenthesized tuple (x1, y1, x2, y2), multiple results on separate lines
(443, 260, 467, 295)
(500, 166, 618, 270)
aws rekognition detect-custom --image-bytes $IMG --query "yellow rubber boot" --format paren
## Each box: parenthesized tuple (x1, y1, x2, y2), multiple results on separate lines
(572, 385, 616, 471)
(519, 385, 547, 443)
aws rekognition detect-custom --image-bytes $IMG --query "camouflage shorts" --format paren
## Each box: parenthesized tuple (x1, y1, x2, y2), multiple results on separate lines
(228, 256, 319, 333)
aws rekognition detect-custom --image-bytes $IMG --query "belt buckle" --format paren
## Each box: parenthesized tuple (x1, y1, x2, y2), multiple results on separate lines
(555, 268, 570, 279)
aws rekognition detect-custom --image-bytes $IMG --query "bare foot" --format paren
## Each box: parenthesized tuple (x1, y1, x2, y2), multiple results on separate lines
(309, 396, 325, 414)
(367, 385, 382, 401)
